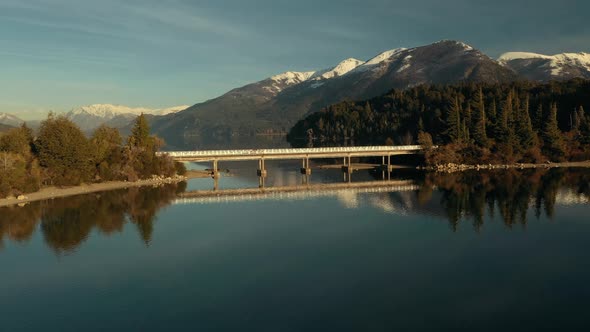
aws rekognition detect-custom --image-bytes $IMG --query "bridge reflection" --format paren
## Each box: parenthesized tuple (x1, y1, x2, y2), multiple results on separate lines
(175, 180, 421, 205)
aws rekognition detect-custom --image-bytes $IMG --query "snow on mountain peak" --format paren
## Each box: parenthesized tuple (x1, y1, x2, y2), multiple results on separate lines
(352, 48, 407, 73)
(366, 48, 407, 66)
(310, 58, 365, 80)
(498, 52, 554, 62)
(270, 71, 316, 84)
(69, 104, 189, 119)
(0, 112, 25, 127)
(264, 71, 316, 94)
(499, 52, 590, 76)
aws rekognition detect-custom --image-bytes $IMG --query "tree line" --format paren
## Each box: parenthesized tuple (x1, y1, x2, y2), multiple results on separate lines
(0, 114, 186, 198)
(288, 79, 590, 165)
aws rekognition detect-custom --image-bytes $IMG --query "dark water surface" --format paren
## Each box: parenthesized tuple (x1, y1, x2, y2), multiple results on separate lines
(1, 163, 590, 331)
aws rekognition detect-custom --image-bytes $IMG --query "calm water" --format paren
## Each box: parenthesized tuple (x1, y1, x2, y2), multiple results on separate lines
(1, 162, 590, 331)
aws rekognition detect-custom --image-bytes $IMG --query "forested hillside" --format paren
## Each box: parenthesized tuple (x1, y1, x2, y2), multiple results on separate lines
(288, 79, 590, 164)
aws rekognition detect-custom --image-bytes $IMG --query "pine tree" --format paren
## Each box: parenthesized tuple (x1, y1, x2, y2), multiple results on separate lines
(533, 104, 543, 132)
(541, 102, 565, 160)
(444, 97, 461, 143)
(487, 98, 498, 138)
(578, 106, 590, 145)
(464, 101, 472, 130)
(572, 105, 584, 133)
(472, 87, 488, 147)
(462, 119, 470, 143)
(516, 95, 536, 149)
(128, 114, 152, 150)
(496, 91, 513, 144)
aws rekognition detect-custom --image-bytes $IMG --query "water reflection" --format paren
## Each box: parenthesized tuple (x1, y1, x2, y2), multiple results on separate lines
(1, 169, 590, 253)
(424, 168, 590, 231)
(0, 183, 185, 254)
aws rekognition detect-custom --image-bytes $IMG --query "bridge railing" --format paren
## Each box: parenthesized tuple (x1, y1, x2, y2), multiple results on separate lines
(158, 145, 428, 157)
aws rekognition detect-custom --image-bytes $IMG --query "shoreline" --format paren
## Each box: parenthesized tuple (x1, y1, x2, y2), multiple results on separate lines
(423, 160, 590, 172)
(3, 162, 590, 208)
(0, 170, 211, 208)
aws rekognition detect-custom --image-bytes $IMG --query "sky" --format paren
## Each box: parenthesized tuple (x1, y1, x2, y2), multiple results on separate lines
(1, 0, 589, 119)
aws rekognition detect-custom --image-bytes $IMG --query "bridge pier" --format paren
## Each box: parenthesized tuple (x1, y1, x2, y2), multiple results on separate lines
(257, 159, 267, 178)
(212, 160, 220, 179)
(300, 157, 312, 175)
(341, 155, 353, 174)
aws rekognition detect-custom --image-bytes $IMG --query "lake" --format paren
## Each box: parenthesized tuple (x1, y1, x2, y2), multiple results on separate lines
(1, 161, 590, 331)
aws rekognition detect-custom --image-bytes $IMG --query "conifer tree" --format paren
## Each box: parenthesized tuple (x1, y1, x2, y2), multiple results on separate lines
(472, 87, 488, 147)
(577, 106, 590, 145)
(128, 113, 152, 150)
(462, 119, 470, 143)
(541, 103, 565, 160)
(496, 91, 513, 143)
(444, 97, 461, 143)
(487, 98, 498, 138)
(516, 95, 536, 149)
(572, 105, 584, 133)
(533, 104, 543, 132)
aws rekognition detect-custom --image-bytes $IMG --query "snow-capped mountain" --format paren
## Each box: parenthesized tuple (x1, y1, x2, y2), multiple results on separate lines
(262, 71, 316, 95)
(152, 40, 518, 148)
(310, 58, 365, 80)
(66, 104, 189, 132)
(0, 112, 25, 127)
(499, 52, 590, 81)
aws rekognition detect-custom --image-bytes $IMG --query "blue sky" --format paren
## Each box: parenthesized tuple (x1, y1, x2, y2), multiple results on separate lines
(1, 0, 589, 119)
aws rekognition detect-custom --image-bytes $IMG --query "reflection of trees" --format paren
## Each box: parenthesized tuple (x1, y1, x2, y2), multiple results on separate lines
(422, 169, 590, 231)
(0, 204, 42, 248)
(0, 183, 184, 254)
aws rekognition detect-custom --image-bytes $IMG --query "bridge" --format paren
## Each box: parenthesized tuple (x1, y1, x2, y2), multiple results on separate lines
(159, 145, 430, 181)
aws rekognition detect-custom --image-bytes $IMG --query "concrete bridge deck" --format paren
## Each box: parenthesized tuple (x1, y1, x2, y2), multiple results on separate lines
(159, 145, 429, 182)
(159, 145, 427, 162)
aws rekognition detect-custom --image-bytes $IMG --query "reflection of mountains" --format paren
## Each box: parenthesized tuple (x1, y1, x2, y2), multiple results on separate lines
(0, 183, 185, 254)
(1, 168, 589, 253)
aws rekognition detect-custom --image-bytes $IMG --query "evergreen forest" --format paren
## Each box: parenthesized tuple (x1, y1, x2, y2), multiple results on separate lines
(288, 79, 590, 165)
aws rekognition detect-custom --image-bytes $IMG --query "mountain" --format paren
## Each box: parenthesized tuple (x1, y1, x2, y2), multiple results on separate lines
(65, 104, 189, 132)
(152, 40, 518, 148)
(0, 112, 25, 127)
(499, 52, 590, 81)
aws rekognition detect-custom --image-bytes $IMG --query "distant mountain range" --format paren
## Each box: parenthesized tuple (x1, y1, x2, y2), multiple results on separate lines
(151, 40, 590, 149)
(0, 112, 25, 128)
(0, 104, 188, 134)
(64, 104, 189, 132)
(3, 40, 590, 147)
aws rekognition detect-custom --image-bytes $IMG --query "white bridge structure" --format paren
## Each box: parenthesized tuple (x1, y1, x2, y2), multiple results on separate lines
(159, 145, 429, 181)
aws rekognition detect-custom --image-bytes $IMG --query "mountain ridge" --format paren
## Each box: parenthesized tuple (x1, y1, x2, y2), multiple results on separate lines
(499, 51, 590, 81)
(152, 40, 522, 148)
(65, 104, 189, 132)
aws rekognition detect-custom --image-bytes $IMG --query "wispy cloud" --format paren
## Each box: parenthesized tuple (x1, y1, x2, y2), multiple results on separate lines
(0, 0, 255, 46)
